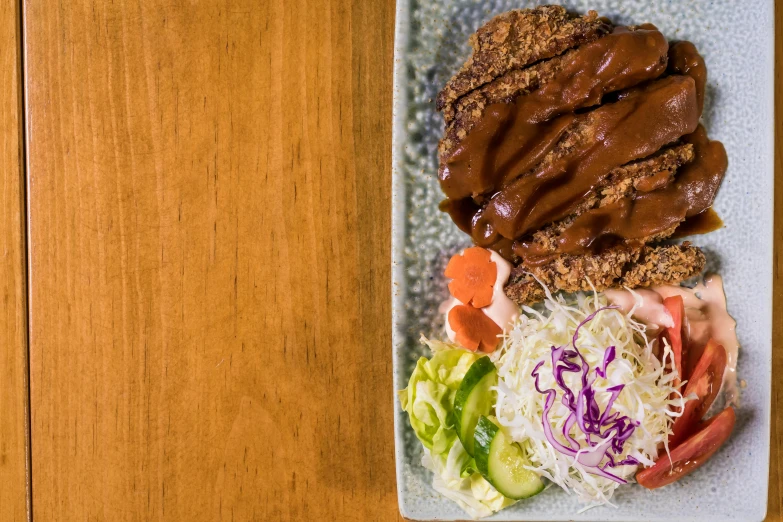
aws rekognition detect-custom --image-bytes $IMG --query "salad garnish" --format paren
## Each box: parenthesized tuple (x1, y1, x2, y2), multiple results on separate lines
(448, 304, 502, 353)
(530, 308, 643, 485)
(445, 247, 497, 308)
(442, 248, 518, 353)
(399, 247, 738, 518)
(494, 289, 683, 507)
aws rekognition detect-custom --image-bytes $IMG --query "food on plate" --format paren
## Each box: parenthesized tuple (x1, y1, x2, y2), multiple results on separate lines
(441, 248, 519, 352)
(606, 274, 740, 405)
(668, 339, 727, 449)
(399, 5, 740, 517)
(474, 416, 545, 500)
(505, 244, 705, 306)
(455, 356, 498, 455)
(448, 305, 503, 353)
(435, 6, 608, 113)
(492, 290, 681, 504)
(436, 5, 728, 305)
(400, 248, 739, 517)
(635, 406, 736, 489)
(445, 247, 498, 308)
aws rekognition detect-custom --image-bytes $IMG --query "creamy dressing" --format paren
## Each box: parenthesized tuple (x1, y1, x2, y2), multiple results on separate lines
(483, 251, 519, 329)
(606, 275, 739, 405)
(442, 250, 519, 345)
(604, 287, 673, 331)
(656, 275, 739, 405)
(440, 296, 460, 343)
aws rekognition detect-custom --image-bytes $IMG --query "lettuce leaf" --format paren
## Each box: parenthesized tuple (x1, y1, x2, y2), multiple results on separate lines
(399, 345, 515, 518)
(398, 348, 479, 453)
(423, 439, 516, 519)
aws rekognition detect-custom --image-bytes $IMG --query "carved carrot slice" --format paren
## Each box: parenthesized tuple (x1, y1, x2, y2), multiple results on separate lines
(448, 304, 502, 353)
(444, 247, 497, 308)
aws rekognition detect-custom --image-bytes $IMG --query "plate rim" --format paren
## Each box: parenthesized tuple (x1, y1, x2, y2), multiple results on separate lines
(391, 0, 413, 517)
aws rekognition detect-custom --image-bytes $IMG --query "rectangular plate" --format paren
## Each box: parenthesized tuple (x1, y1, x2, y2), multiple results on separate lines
(391, 1, 774, 520)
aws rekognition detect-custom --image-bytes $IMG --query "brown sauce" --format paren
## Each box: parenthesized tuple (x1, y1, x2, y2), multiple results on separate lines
(516, 125, 727, 259)
(673, 207, 724, 238)
(669, 41, 707, 115)
(439, 25, 669, 201)
(439, 30, 727, 263)
(439, 197, 479, 235)
(474, 75, 699, 245)
(635, 169, 672, 192)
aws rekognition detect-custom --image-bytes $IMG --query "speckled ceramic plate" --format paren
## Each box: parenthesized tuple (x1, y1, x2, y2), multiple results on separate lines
(391, 1, 774, 521)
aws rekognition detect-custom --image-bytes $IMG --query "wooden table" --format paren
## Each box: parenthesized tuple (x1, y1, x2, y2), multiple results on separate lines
(0, 1, 777, 521)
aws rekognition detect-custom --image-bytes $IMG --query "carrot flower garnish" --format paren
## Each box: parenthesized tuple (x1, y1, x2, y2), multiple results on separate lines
(448, 304, 502, 353)
(444, 247, 497, 308)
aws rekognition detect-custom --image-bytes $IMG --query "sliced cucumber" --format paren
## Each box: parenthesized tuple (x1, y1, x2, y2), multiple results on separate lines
(474, 416, 545, 500)
(454, 356, 497, 456)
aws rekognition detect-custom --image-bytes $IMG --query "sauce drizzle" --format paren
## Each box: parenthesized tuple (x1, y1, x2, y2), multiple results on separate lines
(438, 30, 728, 264)
(440, 26, 670, 201)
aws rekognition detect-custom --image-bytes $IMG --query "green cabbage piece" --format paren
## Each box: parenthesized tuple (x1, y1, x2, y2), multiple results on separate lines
(399, 346, 515, 518)
(424, 439, 516, 519)
(398, 349, 479, 454)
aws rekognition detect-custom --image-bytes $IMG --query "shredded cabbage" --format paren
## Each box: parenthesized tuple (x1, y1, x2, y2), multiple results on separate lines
(490, 288, 685, 508)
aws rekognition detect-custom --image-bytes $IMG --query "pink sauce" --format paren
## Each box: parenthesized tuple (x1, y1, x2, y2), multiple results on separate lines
(442, 250, 519, 346)
(603, 287, 673, 332)
(606, 275, 740, 405)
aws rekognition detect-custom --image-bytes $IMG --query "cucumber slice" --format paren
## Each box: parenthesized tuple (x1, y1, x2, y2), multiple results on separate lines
(474, 416, 545, 500)
(454, 357, 497, 456)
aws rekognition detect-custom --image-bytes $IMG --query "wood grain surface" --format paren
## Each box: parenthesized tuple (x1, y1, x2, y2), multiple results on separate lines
(4, 0, 780, 521)
(0, 1, 28, 521)
(766, 9, 783, 521)
(23, 0, 398, 520)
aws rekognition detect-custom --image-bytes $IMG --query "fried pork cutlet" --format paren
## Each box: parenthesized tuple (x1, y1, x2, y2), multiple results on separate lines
(435, 6, 727, 305)
(519, 144, 695, 257)
(504, 244, 706, 306)
(471, 75, 699, 241)
(436, 5, 609, 112)
(439, 24, 668, 159)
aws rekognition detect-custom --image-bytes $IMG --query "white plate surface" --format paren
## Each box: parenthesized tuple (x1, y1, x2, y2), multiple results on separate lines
(392, 1, 774, 520)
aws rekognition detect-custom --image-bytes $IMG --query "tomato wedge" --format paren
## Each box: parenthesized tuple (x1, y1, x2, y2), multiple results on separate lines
(662, 295, 685, 383)
(686, 340, 708, 381)
(637, 406, 735, 489)
(669, 339, 727, 448)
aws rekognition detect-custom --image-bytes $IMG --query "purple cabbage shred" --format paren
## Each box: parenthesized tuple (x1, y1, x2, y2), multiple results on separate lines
(531, 306, 640, 484)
